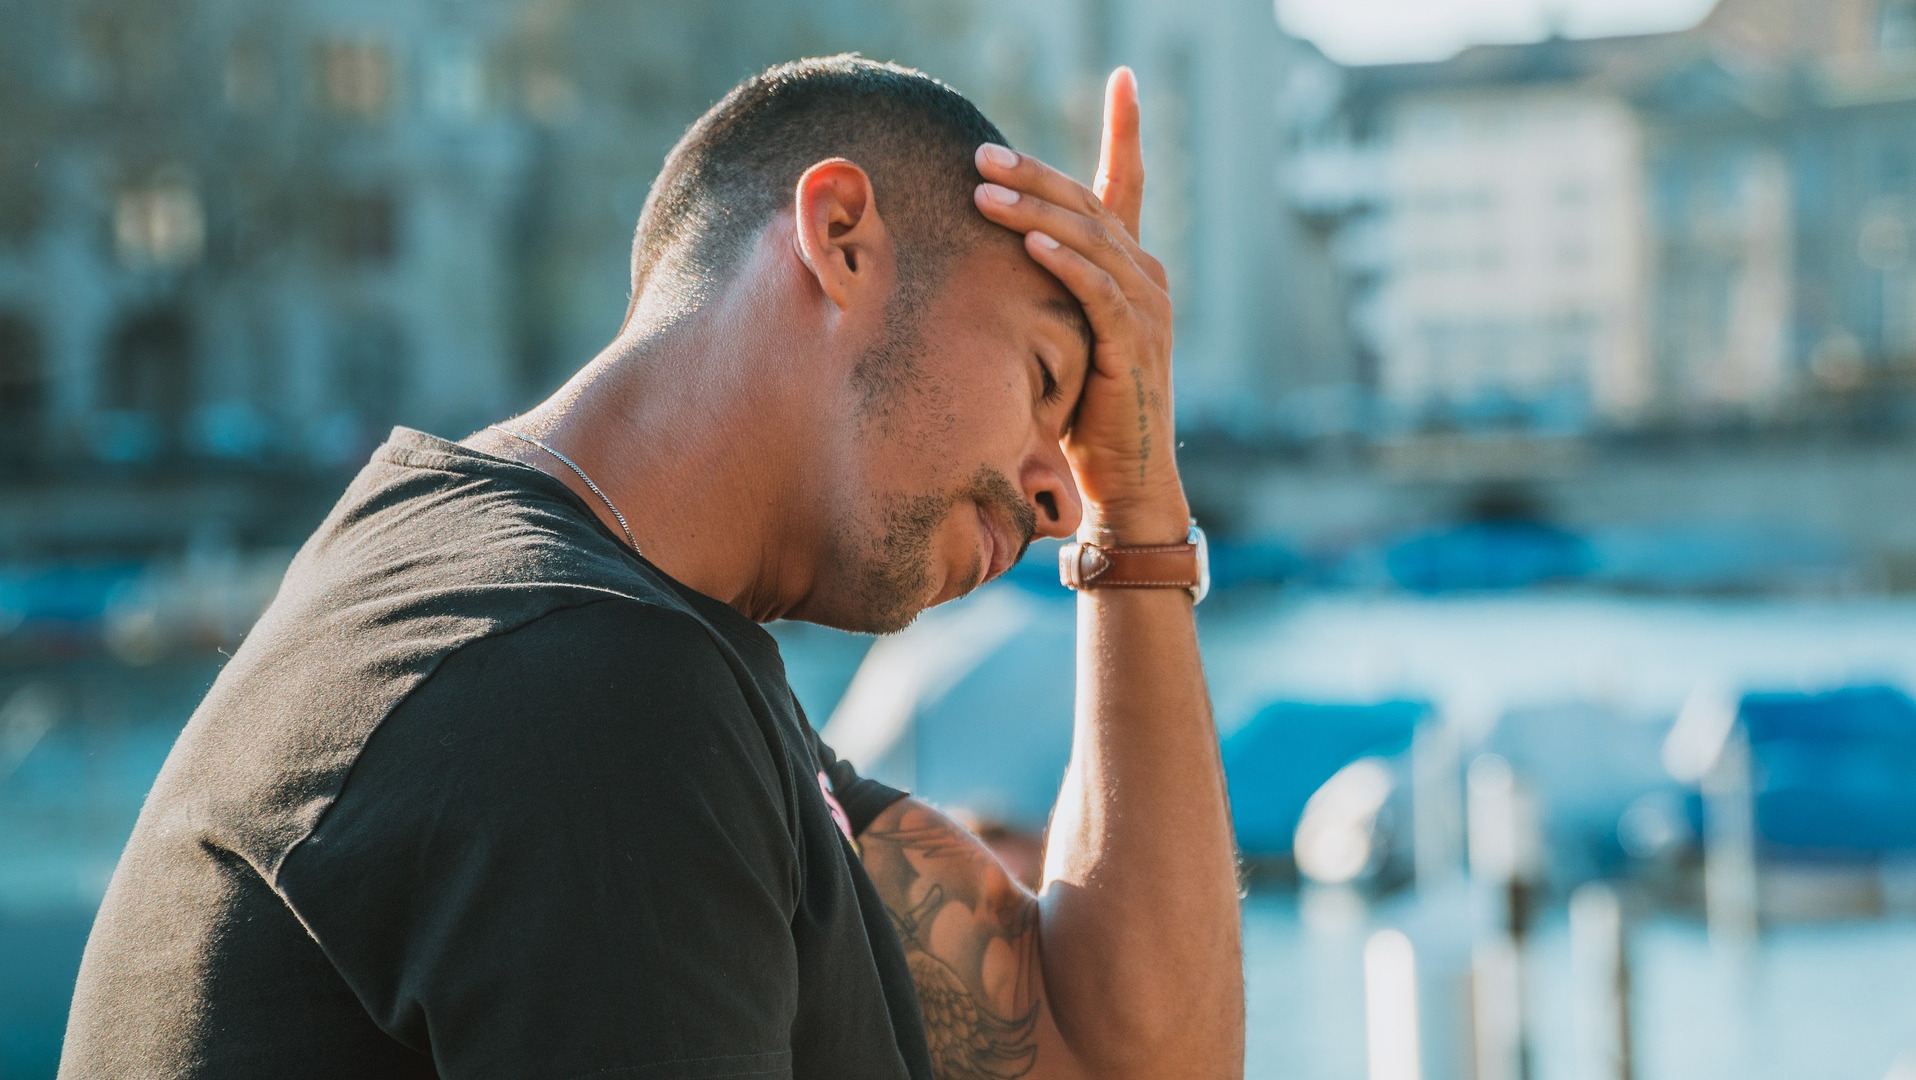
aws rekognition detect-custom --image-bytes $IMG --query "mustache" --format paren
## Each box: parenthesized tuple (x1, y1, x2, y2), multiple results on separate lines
(963, 465, 1038, 567)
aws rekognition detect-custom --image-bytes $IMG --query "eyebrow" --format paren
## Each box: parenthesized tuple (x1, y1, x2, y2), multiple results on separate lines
(1039, 297, 1095, 367)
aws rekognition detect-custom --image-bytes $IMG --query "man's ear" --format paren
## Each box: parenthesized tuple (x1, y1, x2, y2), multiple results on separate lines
(792, 158, 892, 312)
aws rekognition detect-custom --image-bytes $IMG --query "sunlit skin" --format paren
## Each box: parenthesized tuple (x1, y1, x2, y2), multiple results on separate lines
(815, 236, 1092, 626)
(466, 162, 1091, 633)
(470, 68, 1243, 1080)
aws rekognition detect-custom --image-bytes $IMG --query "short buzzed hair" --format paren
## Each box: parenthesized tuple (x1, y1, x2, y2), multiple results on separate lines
(629, 55, 1009, 324)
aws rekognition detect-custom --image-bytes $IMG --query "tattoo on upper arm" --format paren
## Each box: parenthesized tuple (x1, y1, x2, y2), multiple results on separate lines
(862, 806, 1041, 1080)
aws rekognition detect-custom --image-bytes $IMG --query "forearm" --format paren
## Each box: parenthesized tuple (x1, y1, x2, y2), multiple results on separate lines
(963, 68, 1244, 1079)
(1037, 516, 1244, 1078)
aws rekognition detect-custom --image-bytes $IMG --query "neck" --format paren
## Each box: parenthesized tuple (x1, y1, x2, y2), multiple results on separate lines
(481, 313, 828, 622)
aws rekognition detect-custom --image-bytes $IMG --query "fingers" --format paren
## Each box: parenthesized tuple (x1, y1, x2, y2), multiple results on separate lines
(1093, 67, 1144, 239)
(975, 142, 1136, 252)
(1021, 231, 1135, 361)
(973, 181, 1163, 303)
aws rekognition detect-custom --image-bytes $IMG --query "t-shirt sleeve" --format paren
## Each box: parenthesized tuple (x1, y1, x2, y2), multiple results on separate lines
(802, 716, 908, 838)
(277, 599, 802, 1080)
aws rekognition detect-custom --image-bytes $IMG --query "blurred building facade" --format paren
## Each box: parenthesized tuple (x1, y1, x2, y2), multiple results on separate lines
(1291, 0, 1916, 438)
(1299, 41, 1665, 434)
(0, 0, 916, 524)
(0, 0, 1343, 555)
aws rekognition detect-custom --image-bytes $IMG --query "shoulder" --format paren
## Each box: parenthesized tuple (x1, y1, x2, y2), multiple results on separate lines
(445, 594, 744, 689)
(289, 440, 658, 623)
(293, 594, 804, 883)
(397, 596, 772, 764)
(318, 595, 801, 844)
(276, 606, 814, 1051)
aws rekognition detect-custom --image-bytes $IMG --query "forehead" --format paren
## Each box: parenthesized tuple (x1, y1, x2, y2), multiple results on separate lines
(934, 240, 1092, 357)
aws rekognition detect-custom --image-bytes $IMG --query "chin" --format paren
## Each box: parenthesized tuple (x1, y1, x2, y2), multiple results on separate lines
(813, 603, 925, 638)
(801, 507, 981, 635)
(789, 581, 933, 637)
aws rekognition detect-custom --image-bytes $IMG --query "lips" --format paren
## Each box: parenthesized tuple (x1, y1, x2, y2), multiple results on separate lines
(976, 502, 1013, 585)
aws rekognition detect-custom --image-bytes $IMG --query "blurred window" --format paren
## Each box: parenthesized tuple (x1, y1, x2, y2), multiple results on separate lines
(114, 178, 205, 268)
(0, 159, 45, 246)
(423, 40, 485, 117)
(525, 70, 580, 124)
(1882, 269, 1916, 362)
(317, 39, 394, 117)
(1545, 313, 1597, 381)
(1708, 154, 1745, 212)
(1698, 273, 1733, 360)
(1414, 189, 1493, 215)
(1797, 142, 1829, 208)
(1478, 106, 1518, 141)
(79, 10, 177, 99)
(332, 314, 407, 431)
(1857, 203, 1910, 271)
(0, 312, 46, 463)
(1876, 145, 1911, 197)
(102, 307, 193, 459)
(1421, 321, 1458, 378)
(1145, 45, 1199, 322)
(327, 189, 399, 265)
(1880, 0, 1916, 51)
(224, 41, 277, 113)
(1479, 321, 1516, 386)
(227, 169, 286, 264)
(1406, 104, 1461, 144)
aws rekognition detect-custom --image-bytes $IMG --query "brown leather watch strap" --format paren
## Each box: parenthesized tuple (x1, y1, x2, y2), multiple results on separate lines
(1059, 540, 1200, 590)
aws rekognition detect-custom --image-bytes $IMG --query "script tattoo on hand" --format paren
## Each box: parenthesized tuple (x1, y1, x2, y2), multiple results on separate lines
(861, 801, 1041, 1080)
(1131, 366, 1151, 485)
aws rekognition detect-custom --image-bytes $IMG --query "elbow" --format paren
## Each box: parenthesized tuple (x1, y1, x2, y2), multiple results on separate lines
(1052, 975, 1246, 1080)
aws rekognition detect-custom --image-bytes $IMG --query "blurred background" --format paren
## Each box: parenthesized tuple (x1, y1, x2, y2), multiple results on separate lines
(3, 0, 1916, 1075)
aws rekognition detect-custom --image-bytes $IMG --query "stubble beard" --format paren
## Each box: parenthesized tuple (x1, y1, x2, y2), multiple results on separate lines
(838, 308, 1038, 635)
(842, 465, 1036, 636)
(847, 488, 957, 636)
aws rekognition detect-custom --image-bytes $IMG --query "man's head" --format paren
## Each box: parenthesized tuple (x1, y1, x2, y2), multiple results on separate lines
(628, 56, 1004, 342)
(624, 57, 1090, 634)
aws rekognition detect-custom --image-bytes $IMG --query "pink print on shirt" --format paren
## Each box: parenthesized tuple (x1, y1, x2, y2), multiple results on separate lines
(818, 771, 855, 844)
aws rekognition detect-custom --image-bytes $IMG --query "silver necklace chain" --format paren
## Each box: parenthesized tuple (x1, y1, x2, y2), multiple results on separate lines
(488, 425, 641, 555)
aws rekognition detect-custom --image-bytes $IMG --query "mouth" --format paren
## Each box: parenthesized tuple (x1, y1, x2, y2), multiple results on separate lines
(975, 501, 1015, 586)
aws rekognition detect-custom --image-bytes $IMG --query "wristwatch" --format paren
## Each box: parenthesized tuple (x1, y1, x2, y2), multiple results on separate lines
(1058, 521, 1210, 604)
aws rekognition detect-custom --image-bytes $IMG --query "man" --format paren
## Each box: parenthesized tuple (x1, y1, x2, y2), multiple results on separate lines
(62, 56, 1243, 1080)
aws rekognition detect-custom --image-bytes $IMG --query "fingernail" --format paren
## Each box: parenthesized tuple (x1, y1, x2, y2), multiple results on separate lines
(977, 182, 1020, 206)
(978, 143, 1019, 169)
(1029, 231, 1060, 250)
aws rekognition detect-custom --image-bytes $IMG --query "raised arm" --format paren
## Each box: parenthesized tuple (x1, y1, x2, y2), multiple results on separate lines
(859, 68, 1244, 1080)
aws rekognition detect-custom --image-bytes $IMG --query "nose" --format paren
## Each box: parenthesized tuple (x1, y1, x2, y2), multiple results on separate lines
(1023, 437, 1082, 541)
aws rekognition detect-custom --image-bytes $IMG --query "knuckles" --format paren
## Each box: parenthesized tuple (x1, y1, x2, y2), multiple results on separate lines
(1092, 270, 1128, 311)
(1085, 222, 1127, 260)
(1137, 251, 1169, 290)
(996, 168, 1177, 355)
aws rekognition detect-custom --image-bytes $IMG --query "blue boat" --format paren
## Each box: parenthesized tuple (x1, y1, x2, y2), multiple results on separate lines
(1221, 699, 1427, 856)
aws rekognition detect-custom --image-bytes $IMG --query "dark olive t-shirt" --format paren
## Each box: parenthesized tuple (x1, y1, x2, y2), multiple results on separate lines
(61, 428, 932, 1080)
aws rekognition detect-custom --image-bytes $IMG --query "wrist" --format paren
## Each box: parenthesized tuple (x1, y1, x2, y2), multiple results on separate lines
(1082, 490, 1192, 547)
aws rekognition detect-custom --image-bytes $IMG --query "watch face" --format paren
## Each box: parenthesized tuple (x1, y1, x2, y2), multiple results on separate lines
(1189, 523, 1210, 604)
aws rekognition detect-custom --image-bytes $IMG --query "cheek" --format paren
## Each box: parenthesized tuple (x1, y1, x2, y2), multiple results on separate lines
(939, 360, 1032, 450)
(859, 324, 1035, 488)
(877, 379, 1021, 480)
